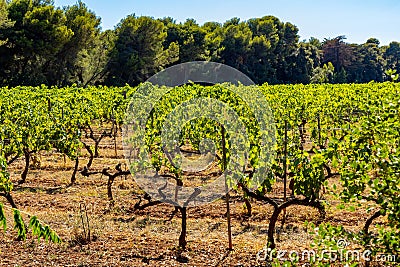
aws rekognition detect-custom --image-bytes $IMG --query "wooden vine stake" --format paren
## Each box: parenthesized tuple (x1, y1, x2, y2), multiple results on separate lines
(114, 121, 118, 158)
(317, 113, 322, 148)
(79, 203, 91, 243)
(221, 126, 233, 251)
(282, 120, 288, 226)
(112, 112, 118, 158)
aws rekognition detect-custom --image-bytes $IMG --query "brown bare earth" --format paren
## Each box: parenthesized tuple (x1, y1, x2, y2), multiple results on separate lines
(0, 136, 377, 267)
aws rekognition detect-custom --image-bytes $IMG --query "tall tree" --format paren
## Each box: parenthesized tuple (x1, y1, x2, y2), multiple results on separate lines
(106, 15, 179, 85)
(276, 21, 300, 83)
(75, 29, 116, 86)
(247, 16, 280, 83)
(322, 36, 353, 73)
(48, 0, 101, 85)
(202, 21, 223, 62)
(285, 41, 321, 84)
(346, 39, 385, 83)
(384, 41, 400, 75)
(308, 37, 322, 49)
(0, 0, 13, 85)
(248, 34, 274, 83)
(162, 18, 208, 63)
(0, 7, 398, 86)
(360, 38, 385, 82)
(219, 18, 252, 75)
(0, 0, 73, 86)
(0, 0, 13, 45)
(311, 62, 335, 84)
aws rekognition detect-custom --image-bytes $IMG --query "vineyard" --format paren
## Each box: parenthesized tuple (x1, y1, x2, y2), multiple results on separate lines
(0, 82, 399, 266)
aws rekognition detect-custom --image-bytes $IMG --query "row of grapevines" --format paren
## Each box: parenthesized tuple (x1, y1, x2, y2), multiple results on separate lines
(1, 82, 399, 260)
(0, 85, 134, 184)
(0, 85, 134, 243)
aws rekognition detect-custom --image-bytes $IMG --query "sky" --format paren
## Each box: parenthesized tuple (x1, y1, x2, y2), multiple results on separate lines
(54, 0, 400, 45)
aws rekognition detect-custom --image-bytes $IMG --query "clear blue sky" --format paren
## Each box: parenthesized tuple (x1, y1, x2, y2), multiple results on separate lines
(54, 0, 400, 45)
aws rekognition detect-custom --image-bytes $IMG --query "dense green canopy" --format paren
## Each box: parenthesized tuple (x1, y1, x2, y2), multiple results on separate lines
(0, 0, 399, 86)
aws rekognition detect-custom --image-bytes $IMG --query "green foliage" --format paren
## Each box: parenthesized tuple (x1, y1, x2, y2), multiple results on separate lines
(289, 150, 326, 200)
(1, 150, 61, 243)
(385, 69, 399, 82)
(13, 209, 26, 240)
(0, 203, 6, 231)
(0, 0, 14, 45)
(1, 0, 73, 85)
(321, 36, 350, 72)
(384, 42, 400, 75)
(0, 150, 12, 194)
(106, 15, 178, 86)
(1, 82, 400, 260)
(219, 18, 252, 72)
(286, 41, 321, 84)
(51, 0, 102, 86)
(1, 1, 399, 86)
(126, 83, 271, 194)
(162, 18, 208, 62)
(0, 0, 102, 86)
(0, 207, 62, 243)
(311, 62, 335, 83)
(29, 216, 61, 243)
(348, 40, 385, 82)
(337, 95, 400, 256)
(76, 29, 116, 86)
(0, 85, 134, 179)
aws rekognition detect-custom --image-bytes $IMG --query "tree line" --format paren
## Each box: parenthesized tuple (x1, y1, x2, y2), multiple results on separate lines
(0, 0, 399, 87)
